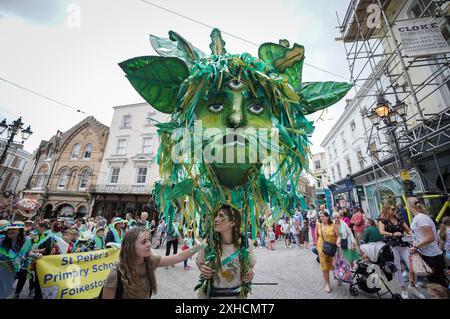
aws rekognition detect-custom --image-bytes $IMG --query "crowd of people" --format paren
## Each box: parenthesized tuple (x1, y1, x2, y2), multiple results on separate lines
(0, 211, 192, 299)
(254, 199, 449, 299)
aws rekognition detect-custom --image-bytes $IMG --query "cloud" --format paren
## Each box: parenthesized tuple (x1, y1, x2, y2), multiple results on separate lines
(0, 0, 70, 24)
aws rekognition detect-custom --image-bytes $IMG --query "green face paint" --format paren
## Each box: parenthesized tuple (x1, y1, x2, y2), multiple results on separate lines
(194, 80, 272, 187)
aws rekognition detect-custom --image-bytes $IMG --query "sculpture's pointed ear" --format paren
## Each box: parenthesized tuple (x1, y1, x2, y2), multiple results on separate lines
(299, 81, 353, 115)
(209, 28, 227, 55)
(149, 31, 206, 67)
(258, 42, 305, 91)
(119, 56, 189, 114)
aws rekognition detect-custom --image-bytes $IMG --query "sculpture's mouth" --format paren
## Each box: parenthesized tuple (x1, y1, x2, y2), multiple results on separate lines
(222, 134, 247, 147)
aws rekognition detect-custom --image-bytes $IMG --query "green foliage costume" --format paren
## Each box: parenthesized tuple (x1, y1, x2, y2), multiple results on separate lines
(120, 29, 351, 297)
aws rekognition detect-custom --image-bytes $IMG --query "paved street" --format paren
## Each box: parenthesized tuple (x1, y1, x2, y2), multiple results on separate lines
(10, 239, 430, 299)
(152, 240, 426, 299)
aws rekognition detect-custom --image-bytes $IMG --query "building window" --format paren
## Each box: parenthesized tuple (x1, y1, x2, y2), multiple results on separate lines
(327, 147, 332, 161)
(46, 146, 54, 160)
(83, 144, 93, 159)
(58, 169, 69, 189)
(332, 142, 337, 157)
(121, 115, 132, 128)
(110, 167, 120, 184)
(13, 158, 23, 169)
(314, 160, 321, 170)
(3, 154, 12, 167)
(357, 150, 364, 170)
(136, 167, 148, 184)
(410, 0, 438, 18)
(115, 139, 127, 155)
(142, 137, 154, 154)
(350, 121, 356, 132)
(146, 111, 157, 125)
(79, 170, 90, 190)
(346, 157, 352, 174)
(331, 167, 336, 182)
(370, 142, 379, 161)
(71, 144, 80, 159)
(341, 132, 347, 148)
(336, 163, 342, 180)
(317, 175, 322, 188)
(6, 175, 17, 190)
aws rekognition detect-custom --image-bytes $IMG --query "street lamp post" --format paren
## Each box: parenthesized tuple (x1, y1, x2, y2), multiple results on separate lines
(367, 94, 414, 196)
(0, 117, 33, 183)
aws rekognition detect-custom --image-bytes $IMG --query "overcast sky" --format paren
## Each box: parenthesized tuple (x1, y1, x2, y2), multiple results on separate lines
(0, 0, 353, 156)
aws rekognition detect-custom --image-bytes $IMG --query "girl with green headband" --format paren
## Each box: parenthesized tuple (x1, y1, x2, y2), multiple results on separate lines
(196, 205, 256, 298)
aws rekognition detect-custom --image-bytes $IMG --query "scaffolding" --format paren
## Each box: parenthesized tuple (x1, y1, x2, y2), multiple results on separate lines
(335, 0, 450, 215)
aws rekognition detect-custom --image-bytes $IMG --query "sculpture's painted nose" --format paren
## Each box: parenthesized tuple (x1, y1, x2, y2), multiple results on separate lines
(226, 81, 245, 128)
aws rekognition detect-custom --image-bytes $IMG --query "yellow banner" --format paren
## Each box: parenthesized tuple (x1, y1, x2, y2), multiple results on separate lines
(36, 248, 119, 299)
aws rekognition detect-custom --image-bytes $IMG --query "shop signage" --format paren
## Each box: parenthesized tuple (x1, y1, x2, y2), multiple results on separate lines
(396, 17, 450, 57)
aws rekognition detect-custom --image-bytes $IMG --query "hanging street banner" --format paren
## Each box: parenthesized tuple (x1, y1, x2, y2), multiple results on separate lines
(36, 248, 119, 299)
(395, 17, 450, 57)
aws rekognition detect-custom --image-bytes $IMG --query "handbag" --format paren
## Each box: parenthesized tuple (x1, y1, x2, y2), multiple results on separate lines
(320, 224, 337, 257)
(410, 252, 434, 276)
(341, 238, 348, 250)
(333, 251, 353, 283)
(338, 227, 348, 250)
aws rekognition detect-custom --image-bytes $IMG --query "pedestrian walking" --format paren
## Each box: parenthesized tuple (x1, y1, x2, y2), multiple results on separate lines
(333, 212, 359, 267)
(155, 219, 165, 248)
(307, 204, 318, 246)
(90, 227, 106, 251)
(259, 214, 266, 249)
(105, 218, 125, 246)
(407, 197, 447, 288)
(165, 222, 181, 268)
(363, 218, 384, 243)
(301, 220, 309, 249)
(281, 218, 291, 248)
(268, 227, 275, 250)
(316, 211, 341, 293)
(378, 205, 412, 299)
(182, 229, 194, 270)
(350, 208, 365, 245)
(438, 217, 450, 270)
(0, 222, 40, 299)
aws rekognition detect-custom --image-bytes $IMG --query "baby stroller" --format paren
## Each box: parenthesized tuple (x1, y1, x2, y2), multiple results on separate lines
(349, 242, 402, 299)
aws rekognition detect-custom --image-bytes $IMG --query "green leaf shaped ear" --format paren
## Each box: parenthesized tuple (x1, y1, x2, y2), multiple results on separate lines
(299, 81, 353, 115)
(209, 28, 227, 55)
(258, 42, 305, 91)
(149, 32, 206, 67)
(119, 56, 189, 114)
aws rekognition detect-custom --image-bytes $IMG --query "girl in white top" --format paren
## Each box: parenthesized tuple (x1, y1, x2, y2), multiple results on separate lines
(407, 197, 447, 287)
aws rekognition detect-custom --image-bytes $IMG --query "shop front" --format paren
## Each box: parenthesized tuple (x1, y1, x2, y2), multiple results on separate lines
(90, 185, 156, 222)
(329, 177, 357, 209)
(363, 171, 424, 219)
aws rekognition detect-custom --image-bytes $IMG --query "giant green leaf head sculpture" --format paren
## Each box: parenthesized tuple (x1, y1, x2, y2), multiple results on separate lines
(120, 28, 351, 298)
(119, 28, 352, 188)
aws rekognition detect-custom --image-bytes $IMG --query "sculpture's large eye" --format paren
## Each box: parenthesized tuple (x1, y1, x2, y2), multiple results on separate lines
(248, 103, 264, 115)
(208, 103, 224, 113)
